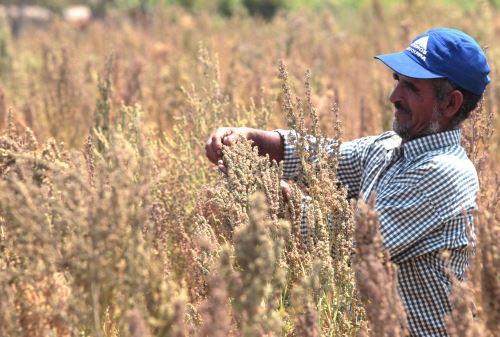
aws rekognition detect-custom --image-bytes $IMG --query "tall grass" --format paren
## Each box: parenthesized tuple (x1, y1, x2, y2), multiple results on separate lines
(0, 2, 498, 336)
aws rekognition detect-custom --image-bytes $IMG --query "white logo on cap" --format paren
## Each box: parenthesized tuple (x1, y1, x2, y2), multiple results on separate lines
(407, 36, 429, 62)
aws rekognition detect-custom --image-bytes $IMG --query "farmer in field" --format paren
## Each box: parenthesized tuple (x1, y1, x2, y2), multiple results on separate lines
(205, 28, 490, 337)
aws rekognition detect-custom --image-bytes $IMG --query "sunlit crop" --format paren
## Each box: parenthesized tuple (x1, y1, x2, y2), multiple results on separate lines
(0, 1, 498, 336)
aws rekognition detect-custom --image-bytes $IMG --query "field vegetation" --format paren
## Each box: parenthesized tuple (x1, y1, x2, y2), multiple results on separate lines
(0, 0, 498, 336)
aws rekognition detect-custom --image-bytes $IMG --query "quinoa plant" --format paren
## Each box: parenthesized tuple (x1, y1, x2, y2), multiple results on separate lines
(0, 3, 498, 336)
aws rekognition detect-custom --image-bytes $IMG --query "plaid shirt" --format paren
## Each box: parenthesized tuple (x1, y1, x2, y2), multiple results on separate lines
(276, 128, 478, 337)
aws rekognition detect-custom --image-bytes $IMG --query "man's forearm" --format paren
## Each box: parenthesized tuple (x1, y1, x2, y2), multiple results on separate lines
(205, 127, 285, 166)
(247, 129, 284, 163)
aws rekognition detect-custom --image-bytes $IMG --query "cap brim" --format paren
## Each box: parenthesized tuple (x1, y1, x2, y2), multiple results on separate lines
(375, 52, 444, 79)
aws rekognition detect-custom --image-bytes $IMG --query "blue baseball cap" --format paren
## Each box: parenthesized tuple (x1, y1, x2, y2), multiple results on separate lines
(375, 28, 490, 96)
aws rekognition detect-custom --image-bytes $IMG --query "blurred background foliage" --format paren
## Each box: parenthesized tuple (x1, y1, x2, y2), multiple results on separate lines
(0, 0, 498, 149)
(3, 0, 500, 18)
(0, 0, 498, 336)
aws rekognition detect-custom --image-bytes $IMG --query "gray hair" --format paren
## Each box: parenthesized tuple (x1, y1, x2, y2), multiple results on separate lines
(432, 78, 482, 128)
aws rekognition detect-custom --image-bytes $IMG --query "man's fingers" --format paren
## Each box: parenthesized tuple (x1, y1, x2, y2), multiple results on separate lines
(223, 134, 236, 146)
(205, 127, 248, 165)
(212, 133, 223, 157)
(280, 180, 292, 202)
(217, 159, 228, 174)
(205, 138, 218, 164)
(205, 128, 231, 164)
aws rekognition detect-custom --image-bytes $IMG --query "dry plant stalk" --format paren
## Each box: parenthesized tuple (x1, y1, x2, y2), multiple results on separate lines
(477, 180, 500, 332)
(231, 192, 283, 336)
(293, 304, 319, 337)
(445, 192, 500, 337)
(354, 194, 408, 337)
(445, 98, 499, 337)
(197, 258, 232, 337)
(0, 4, 498, 337)
(0, 109, 191, 337)
(445, 277, 491, 337)
(279, 60, 363, 335)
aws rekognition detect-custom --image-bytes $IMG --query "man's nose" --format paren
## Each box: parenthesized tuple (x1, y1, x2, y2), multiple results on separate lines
(389, 84, 402, 104)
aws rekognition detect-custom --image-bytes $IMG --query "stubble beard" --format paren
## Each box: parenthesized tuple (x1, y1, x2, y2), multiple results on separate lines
(392, 118, 411, 140)
(392, 104, 443, 141)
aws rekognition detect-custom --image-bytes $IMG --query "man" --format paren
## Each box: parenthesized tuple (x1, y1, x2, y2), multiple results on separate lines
(205, 28, 490, 336)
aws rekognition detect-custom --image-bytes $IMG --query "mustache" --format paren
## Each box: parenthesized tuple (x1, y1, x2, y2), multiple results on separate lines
(394, 102, 410, 114)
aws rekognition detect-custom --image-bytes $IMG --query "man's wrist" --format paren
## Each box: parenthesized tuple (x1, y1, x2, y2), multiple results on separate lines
(246, 128, 284, 162)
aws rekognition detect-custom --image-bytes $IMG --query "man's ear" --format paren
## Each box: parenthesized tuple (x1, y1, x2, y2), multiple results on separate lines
(442, 90, 464, 117)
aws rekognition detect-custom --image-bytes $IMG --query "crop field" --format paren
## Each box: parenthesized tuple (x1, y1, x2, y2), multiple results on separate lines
(0, 1, 498, 336)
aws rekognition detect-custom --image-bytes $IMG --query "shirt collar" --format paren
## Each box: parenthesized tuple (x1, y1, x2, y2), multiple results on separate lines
(402, 129, 462, 160)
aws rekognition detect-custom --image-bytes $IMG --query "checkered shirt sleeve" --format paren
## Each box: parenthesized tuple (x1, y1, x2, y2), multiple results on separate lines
(274, 128, 479, 337)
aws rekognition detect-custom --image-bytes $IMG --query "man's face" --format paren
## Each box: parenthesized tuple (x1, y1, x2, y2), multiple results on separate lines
(390, 73, 445, 141)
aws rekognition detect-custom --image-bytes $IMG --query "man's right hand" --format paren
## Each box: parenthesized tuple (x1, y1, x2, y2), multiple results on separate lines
(205, 127, 284, 172)
(205, 127, 252, 169)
